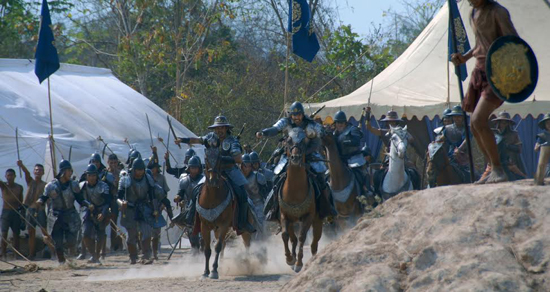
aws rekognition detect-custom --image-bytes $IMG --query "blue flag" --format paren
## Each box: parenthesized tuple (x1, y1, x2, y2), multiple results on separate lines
(35, 0, 60, 84)
(448, 0, 470, 81)
(288, 0, 320, 62)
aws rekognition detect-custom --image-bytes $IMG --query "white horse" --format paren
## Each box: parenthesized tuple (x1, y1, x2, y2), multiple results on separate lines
(381, 125, 414, 199)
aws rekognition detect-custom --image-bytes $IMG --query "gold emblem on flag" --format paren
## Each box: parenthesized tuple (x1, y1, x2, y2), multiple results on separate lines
(453, 18, 467, 53)
(490, 43, 532, 100)
(291, 0, 302, 34)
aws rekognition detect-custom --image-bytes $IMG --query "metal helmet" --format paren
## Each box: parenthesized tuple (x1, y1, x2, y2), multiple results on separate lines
(185, 148, 196, 159)
(188, 155, 202, 168)
(126, 149, 141, 165)
(289, 102, 305, 116)
(132, 157, 146, 170)
(242, 154, 252, 165)
(208, 115, 234, 129)
(249, 151, 260, 164)
(86, 164, 98, 175)
(90, 153, 102, 163)
(334, 110, 347, 123)
(56, 159, 72, 179)
(443, 108, 452, 117)
(361, 145, 371, 157)
(447, 105, 463, 116)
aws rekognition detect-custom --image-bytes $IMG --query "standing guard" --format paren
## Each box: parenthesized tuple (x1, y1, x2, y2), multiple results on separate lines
(491, 112, 526, 181)
(174, 155, 204, 251)
(80, 164, 111, 263)
(256, 101, 336, 219)
(332, 110, 370, 196)
(37, 160, 91, 263)
(0, 169, 24, 259)
(117, 158, 165, 264)
(176, 115, 256, 233)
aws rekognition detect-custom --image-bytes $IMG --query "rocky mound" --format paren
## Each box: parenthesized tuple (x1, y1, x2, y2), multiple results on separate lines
(282, 180, 550, 292)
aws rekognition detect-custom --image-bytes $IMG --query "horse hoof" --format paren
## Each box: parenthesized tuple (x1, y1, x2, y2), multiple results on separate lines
(209, 272, 219, 279)
(286, 258, 296, 266)
(294, 265, 303, 273)
(202, 273, 210, 279)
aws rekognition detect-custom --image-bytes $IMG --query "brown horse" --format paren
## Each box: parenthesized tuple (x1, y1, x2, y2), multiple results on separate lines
(279, 128, 323, 273)
(426, 136, 468, 187)
(322, 131, 363, 223)
(198, 146, 252, 279)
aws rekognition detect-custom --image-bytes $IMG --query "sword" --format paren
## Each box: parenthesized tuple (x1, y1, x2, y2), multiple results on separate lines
(309, 105, 326, 119)
(68, 145, 73, 162)
(167, 227, 187, 260)
(146, 113, 154, 147)
(15, 127, 21, 177)
(236, 123, 246, 140)
(167, 116, 181, 149)
(97, 136, 115, 154)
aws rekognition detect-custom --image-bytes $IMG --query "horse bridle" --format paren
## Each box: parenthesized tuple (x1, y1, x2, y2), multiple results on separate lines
(287, 141, 306, 168)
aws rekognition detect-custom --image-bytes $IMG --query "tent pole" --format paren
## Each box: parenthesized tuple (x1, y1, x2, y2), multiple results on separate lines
(48, 78, 57, 175)
(448, 0, 475, 183)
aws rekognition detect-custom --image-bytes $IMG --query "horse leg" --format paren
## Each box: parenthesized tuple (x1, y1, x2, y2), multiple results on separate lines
(202, 225, 211, 278)
(289, 223, 298, 265)
(241, 232, 251, 250)
(295, 215, 313, 273)
(280, 215, 295, 266)
(311, 215, 323, 256)
(211, 226, 228, 279)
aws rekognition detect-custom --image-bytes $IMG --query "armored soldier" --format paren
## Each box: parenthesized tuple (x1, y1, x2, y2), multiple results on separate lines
(0, 169, 24, 259)
(489, 111, 526, 181)
(249, 151, 274, 187)
(17, 161, 47, 260)
(332, 110, 370, 195)
(117, 158, 165, 264)
(174, 155, 204, 250)
(433, 108, 453, 136)
(241, 154, 268, 235)
(165, 148, 196, 179)
(443, 105, 468, 157)
(176, 115, 256, 233)
(80, 164, 111, 263)
(37, 160, 91, 263)
(256, 101, 335, 219)
(147, 147, 173, 260)
(106, 154, 123, 252)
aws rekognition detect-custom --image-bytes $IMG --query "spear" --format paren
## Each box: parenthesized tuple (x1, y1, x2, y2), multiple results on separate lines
(15, 128, 21, 177)
(68, 145, 72, 162)
(146, 113, 154, 147)
(157, 135, 178, 162)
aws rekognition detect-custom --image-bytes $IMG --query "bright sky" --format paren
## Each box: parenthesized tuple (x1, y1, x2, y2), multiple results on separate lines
(334, 0, 406, 37)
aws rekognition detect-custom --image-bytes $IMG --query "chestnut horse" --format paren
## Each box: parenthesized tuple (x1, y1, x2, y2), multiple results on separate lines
(198, 145, 252, 279)
(322, 131, 363, 223)
(279, 128, 322, 273)
(426, 135, 468, 187)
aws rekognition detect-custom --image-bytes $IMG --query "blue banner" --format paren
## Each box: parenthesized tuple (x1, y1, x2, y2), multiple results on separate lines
(448, 0, 470, 81)
(35, 0, 60, 84)
(288, 0, 320, 62)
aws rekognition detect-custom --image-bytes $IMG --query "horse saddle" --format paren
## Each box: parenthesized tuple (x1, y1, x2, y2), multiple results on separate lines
(428, 141, 445, 159)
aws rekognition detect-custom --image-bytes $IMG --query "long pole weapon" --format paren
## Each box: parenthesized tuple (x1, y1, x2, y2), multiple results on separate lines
(16, 127, 22, 177)
(167, 227, 187, 260)
(146, 113, 154, 148)
(167, 116, 181, 149)
(68, 145, 72, 162)
(448, 0, 475, 183)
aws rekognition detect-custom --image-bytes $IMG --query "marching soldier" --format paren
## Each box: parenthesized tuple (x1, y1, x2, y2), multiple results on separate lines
(117, 158, 165, 264)
(80, 164, 111, 263)
(37, 160, 91, 263)
(165, 148, 196, 179)
(0, 169, 24, 259)
(176, 115, 256, 233)
(106, 154, 123, 252)
(147, 147, 173, 260)
(174, 155, 204, 251)
(451, 0, 518, 183)
(256, 102, 336, 219)
(332, 110, 370, 196)
(241, 154, 268, 236)
(17, 161, 47, 260)
(490, 112, 526, 181)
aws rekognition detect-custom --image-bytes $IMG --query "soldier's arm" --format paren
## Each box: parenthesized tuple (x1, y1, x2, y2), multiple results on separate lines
(258, 118, 287, 138)
(176, 137, 203, 145)
(17, 161, 33, 185)
(506, 135, 522, 153)
(495, 5, 518, 37)
(161, 197, 173, 220)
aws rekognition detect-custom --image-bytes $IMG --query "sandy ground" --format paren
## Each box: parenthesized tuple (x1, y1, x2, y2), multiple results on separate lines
(0, 231, 336, 292)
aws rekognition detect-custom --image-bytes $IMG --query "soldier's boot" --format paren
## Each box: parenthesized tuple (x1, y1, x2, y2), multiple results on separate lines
(76, 240, 87, 260)
(96, 236, 106, 263)
(28, 228, 37, 260)
(235, 186, 256, 234)
(13, 234, 20, 259)
(83, 237, 99, 263)
(140, 239, 153, 265)
(56, 249, 66, 264)
(152, 237, 160, 261)
(127, 244, 138, 265)
(101, 236, 107, 259)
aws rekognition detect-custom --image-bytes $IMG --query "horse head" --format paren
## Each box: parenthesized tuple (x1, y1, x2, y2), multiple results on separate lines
(286, 127, 307, 167)
(388, 125, 409, 159)
(204, 133, 222, 187)
(321, 125, 335, 147)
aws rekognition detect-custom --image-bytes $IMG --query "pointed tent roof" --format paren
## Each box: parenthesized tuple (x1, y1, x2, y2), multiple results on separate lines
(0, 59, 202, 183)
(311, 0, 550, 120)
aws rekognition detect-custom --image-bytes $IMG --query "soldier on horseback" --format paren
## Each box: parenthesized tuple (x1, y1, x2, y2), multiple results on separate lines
(256, 101, 336, 219)
(488, 111, 526, 181)
(332, 110, 370, 197)
(174, 155, 204, 251)
(175, 115, 256, 234)
(365, 108, 420, 191)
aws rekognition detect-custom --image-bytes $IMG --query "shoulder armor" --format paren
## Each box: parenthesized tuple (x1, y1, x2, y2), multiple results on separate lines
(305, 122, 323, 139)
(119, 175, 131, 189)
(179, 172, 189, 180)
(98, 181, 110, 194)
(79, 181, 86, 189)
(45, 181, 58, 195)
(179, 175, 191, 191)
(71, 180, 81, 193)
(103, 172, 115, 184)
(256, 172, 267, 185)
(227, 136, 242, 155)
(119, 169, 128, 177)
(145, 173, 156, 187)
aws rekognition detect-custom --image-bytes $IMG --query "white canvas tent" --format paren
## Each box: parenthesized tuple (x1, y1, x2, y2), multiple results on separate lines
(311, 0, 550, 120)
(0, 59, 203, 212)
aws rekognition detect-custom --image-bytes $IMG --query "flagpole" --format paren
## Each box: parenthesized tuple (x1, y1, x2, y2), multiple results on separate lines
(284, 32, 290, 111)
(448, 0, 475, 183)
(47, 77, 57, 175)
